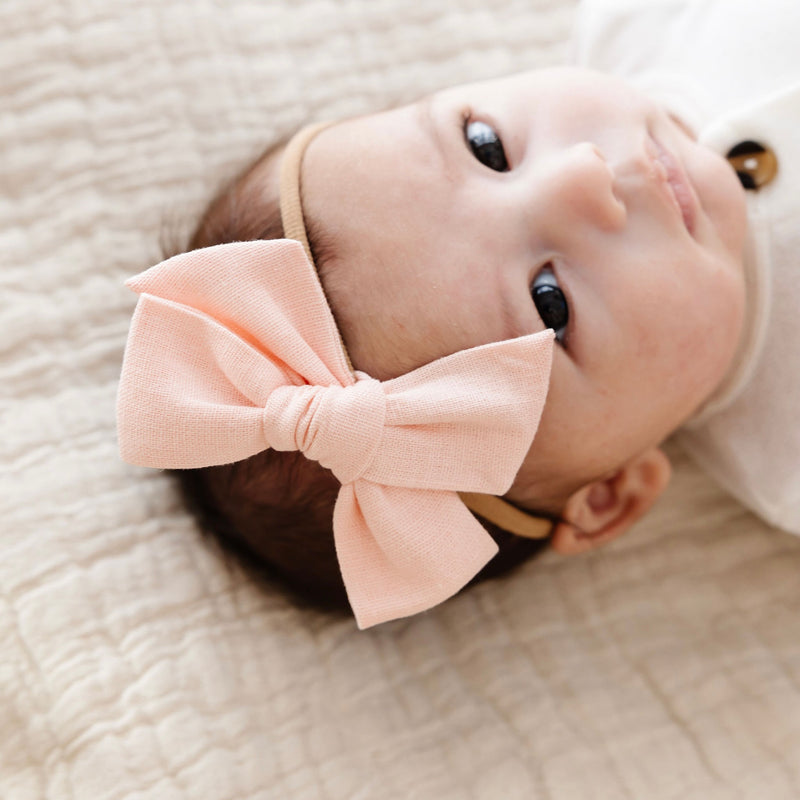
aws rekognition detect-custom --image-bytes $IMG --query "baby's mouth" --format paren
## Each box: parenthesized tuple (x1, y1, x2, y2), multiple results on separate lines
(647, 134, 697, 235)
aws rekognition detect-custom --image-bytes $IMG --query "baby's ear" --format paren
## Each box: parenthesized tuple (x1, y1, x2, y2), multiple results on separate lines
(551, 447, 671, 556)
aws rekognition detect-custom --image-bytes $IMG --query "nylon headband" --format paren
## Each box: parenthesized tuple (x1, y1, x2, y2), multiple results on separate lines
(277, 123, 553, 542)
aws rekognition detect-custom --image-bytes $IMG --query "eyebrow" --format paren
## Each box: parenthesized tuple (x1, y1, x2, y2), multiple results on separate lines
(417, 93, 451, 176)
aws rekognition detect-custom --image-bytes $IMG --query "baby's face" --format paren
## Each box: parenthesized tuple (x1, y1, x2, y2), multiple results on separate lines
(300, 67, 747, 508)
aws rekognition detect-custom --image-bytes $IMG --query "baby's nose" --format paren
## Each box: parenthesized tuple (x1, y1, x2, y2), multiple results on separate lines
(531, 142, 627, 233)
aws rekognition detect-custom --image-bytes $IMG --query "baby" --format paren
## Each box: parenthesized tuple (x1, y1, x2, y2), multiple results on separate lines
(117, 0, 798, 627)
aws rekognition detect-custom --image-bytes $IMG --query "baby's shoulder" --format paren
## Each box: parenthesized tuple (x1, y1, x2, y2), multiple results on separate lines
(574, 0, 800, 114)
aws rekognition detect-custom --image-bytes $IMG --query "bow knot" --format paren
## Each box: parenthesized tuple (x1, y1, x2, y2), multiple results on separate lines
(264, 376, 386, 485)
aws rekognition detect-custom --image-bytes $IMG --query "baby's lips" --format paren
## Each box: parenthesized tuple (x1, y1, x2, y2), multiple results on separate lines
(647, 133, 697, 235)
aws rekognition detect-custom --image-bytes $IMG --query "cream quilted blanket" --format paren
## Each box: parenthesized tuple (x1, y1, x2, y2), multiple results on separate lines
(4, 1, 800, 798)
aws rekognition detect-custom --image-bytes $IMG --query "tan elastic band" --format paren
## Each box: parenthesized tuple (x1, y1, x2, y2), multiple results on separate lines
(279, 121, 335, 265)
(279, 120, 355, 373)
(278, 122, 553, 543)
(459, 493, 553, 540)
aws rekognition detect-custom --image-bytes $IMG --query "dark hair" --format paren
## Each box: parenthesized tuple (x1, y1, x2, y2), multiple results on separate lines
(170, 138, 553, 612)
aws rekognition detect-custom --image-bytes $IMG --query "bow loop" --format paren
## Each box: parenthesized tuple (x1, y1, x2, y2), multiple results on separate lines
(264, 377, 386, 485)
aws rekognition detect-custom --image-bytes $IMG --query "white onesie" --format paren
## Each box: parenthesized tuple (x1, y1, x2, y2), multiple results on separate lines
(573, 0, 800, 534)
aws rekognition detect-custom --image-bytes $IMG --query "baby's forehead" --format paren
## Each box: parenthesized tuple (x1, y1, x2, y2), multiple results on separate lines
(298, 112, 542, 382)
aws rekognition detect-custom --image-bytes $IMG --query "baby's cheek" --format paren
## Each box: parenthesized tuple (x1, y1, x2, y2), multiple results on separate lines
(504, 460, 573, 519)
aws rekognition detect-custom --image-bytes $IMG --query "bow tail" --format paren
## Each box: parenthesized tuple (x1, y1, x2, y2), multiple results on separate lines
(334, 483, 499, 629)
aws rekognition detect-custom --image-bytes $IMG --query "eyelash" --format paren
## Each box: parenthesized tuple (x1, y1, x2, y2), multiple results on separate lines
(531, 265, 570, 346)
(463, 115, 509, 172)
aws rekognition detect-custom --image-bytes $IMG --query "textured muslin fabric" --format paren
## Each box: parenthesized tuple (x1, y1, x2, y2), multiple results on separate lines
(117, 238, 554, 627)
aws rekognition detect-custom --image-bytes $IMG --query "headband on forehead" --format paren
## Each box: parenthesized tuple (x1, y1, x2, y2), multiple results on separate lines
(279, 123, 554, 542)
(117, 124, 555, 629)
(279, 122, 334, 264)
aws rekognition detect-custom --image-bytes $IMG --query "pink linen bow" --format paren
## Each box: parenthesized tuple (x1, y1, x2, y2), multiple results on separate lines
(117, 239, 554, 628)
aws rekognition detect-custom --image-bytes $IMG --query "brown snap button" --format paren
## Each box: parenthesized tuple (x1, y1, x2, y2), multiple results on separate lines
(726, 140, 778, 190)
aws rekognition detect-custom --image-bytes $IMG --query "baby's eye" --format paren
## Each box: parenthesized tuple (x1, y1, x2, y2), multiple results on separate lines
(464, 119, 509, 172)
(531, 267, 569, 345)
